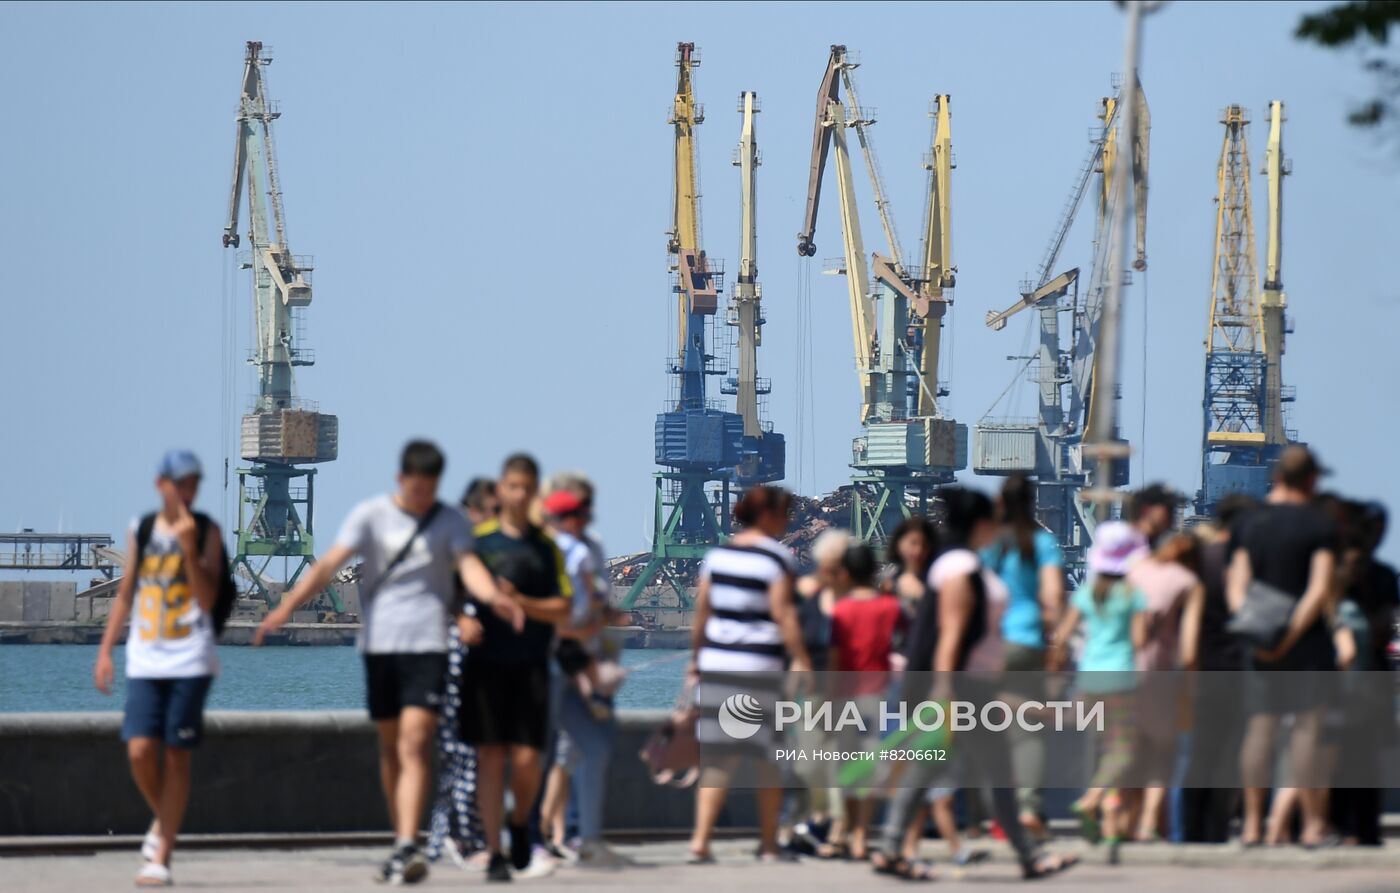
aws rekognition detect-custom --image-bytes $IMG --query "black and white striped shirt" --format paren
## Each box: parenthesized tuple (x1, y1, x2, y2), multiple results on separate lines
(697, 536, 795, 672)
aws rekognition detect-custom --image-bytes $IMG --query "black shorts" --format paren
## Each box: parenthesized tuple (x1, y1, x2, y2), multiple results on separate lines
(555, 638, 593, 676)
(458, 657, 550, 749)
(364, 652, 448, 720)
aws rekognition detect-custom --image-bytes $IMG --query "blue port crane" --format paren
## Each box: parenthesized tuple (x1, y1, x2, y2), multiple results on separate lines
(622, 44, 784, 613)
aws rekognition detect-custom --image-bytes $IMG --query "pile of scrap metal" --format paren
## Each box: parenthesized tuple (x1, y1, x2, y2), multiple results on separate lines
(605, 487, 861, 598)
(780, 487, 856, 569)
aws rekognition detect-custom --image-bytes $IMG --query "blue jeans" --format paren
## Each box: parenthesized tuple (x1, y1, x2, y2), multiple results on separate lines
(552, 673, 616, 842)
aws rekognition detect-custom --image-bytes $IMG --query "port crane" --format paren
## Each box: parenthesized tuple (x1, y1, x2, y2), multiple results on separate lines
(973, 81, 1148, 578)
(223, 41, 339, 606)
(623, 45, 783, 613)
(725, 90, 786, 485)
(1195, 102, 1295, 514)
(797, 46, 966, 545)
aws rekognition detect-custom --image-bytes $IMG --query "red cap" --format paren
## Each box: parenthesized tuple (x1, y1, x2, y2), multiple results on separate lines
(542, 490, 586, 517)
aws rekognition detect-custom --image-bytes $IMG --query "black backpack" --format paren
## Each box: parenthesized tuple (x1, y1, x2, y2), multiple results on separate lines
(134, 511, 238, 636)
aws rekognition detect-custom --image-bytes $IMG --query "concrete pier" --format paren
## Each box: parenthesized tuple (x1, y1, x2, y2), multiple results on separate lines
(0, 710, 752, 837)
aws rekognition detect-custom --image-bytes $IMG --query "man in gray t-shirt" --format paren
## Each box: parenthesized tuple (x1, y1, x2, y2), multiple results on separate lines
(335, 494, 475, 654)
(257, 440, 522, 885)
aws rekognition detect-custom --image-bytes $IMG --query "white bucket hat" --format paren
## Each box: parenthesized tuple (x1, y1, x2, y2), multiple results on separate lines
(1087, 520, 1149, 576)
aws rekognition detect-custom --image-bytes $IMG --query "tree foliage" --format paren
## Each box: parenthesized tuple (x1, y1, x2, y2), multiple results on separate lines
(1297, 0, 1400, 127)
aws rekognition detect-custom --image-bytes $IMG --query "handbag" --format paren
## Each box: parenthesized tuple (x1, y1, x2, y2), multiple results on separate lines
(639, 677, 700, 787)
(1226, 579, 1296, 649)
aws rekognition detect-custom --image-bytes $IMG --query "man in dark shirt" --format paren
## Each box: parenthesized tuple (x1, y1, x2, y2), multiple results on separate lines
(1228, 445, 1338, 847)
(460, 453, 571, 881)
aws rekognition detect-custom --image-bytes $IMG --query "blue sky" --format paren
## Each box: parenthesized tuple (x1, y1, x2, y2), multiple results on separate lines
(2, 1, 1397, 568)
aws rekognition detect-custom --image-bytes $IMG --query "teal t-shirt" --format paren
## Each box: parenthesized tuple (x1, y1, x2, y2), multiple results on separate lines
(1071, 580, 1145, 687)
(983, 529, 1064, 649)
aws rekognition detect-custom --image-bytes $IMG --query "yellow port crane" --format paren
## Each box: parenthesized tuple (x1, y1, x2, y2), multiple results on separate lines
(1196, 102, 1294, 513)
(796, 45, 964, 544)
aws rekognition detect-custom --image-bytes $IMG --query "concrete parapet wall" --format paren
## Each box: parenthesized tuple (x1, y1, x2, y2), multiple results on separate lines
(0, 710, 751, 837)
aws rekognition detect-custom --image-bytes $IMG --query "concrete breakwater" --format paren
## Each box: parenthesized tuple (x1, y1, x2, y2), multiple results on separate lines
(0, 710, 751, 837)
(0, 621, 692, 648)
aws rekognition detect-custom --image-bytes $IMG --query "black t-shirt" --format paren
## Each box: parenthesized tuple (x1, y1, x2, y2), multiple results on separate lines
(470, 520, 569, 665)
(1234, 502, 1338, 668)
(1197, 539, 1244, 670)
(1235, 503, 1338, 598)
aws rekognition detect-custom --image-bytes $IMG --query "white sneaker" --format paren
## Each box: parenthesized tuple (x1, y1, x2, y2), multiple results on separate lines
(465, 849, 492, 872)
(441, 837, 474, 871)
(515, 845, 557, 879)
(576, 840, 633, 870)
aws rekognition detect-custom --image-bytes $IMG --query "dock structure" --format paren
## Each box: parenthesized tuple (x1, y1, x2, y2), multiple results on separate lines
(0, 532, 118, 577)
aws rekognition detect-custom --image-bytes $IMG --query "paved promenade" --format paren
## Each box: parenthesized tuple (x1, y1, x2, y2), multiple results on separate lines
(6, 838, 1400, 892)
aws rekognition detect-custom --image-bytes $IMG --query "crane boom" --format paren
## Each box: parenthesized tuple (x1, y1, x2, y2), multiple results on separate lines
(983, 80, 1149, 332)
(915, 95, 954, 416)
(668, 42, 716, 375)
(797, 46, 844, 257)
(840, 63, 904, 275)
(829, 99, 878, 421)
(1260, 100, 1288, 445)
(733, 91, 762, 437)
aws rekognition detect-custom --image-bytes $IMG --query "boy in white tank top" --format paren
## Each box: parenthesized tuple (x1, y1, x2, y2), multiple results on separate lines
(94, 450, 224, 887)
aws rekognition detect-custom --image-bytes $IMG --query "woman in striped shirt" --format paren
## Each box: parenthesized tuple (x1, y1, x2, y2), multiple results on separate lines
(688, 486, 812, 864)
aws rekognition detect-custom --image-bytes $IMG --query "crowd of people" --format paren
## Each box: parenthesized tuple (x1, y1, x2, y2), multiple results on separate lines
(685, 445, 1397, 881)
(91, 441, 1396, 887)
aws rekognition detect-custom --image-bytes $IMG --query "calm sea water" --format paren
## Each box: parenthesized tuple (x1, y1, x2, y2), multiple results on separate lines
(0, 645, 688, 713)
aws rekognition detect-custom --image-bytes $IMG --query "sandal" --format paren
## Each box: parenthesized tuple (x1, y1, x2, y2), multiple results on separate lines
(1021, 851, 1077, 880)
(870, 850, 897, 875)
(814, 841, 850, 860)
(1069, 802, 1101, 845)
(686, 850, 716, 865)
(135, 862, 172, 887)
(876, 856, 936, 882)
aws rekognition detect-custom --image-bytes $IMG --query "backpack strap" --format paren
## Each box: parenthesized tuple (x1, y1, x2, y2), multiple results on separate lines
(193, 511, 212, 551)
(133, 512, 158, 575)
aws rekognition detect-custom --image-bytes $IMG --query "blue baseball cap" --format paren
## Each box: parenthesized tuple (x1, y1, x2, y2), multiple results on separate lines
(157, 449, 203, 481)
